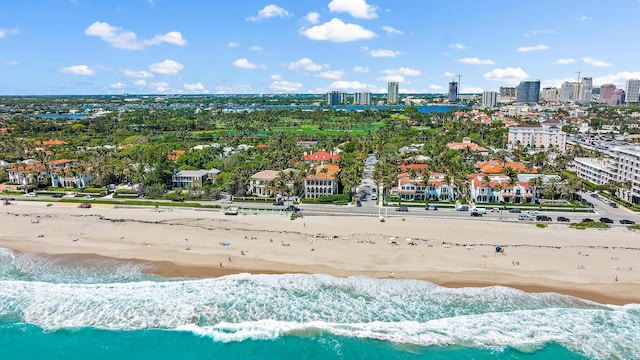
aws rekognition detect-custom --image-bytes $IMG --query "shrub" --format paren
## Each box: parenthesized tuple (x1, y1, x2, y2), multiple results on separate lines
(569, 222, 610, 230)
(536, 223, 547, 229)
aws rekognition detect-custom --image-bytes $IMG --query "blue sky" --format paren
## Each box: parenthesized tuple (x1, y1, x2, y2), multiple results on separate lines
(1, 0, 639, 95)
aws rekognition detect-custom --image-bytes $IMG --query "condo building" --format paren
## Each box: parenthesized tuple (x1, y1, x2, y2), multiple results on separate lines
(387, 81, 399, 104)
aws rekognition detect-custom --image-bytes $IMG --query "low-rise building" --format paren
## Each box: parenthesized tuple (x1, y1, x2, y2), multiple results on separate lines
(172, 168, 220, 187)
(446, 137, 489, 155)
(249, 169, 299, 197)
(304, 164, 340, 199)
(507, 119, 567, 152)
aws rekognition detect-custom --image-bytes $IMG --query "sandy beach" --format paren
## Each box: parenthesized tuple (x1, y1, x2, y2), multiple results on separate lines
(2, 201, 640, 305)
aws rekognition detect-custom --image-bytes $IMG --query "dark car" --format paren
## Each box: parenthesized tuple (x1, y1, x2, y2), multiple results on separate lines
(591, 193, 599, 198)
(356, 201, 362, 207)
(582, 218, 594, 223)
(470, 212, 483, 217)
(273, 200, 284, 206)
(52, 193, 63, 198)
(171, 197, 184, 202)
(286, 205, 300, 212)
(556, 216, 570, 222)
(508, 208, 521, 213)
(587, 202, 595, 208)
(609, 202, 618, 208)
(396, 206, 409, 212)
(536, 215, 552, 221)
(424, 205, 438, 210)
(620, 219, 636, 225)
(599, 217, 614, 224)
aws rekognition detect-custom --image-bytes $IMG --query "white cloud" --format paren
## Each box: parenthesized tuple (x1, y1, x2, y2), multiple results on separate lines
(232, 58, 266, 69)
(0, 28, 19, 39)
(246, 4, 292, 22)
(524, 29, 555, 36)
(305, 12, 320, 24)
(354, 66, 369, 73)
(328, 80, 377, 90)
(582, 57, 612, 67)
(429, 84, 442, 90)
(149, 59, 184, 75)
(517, 44, 550, 52)
(215, 84, 253, 94)
(443, 71, 455, 77)
(59, 65, 95, 75)
(270, 79, 303, 92)
(580, 15, 592, 21)
(542, 77, 577, 88)
(593, 71, 640, 86)
(184, 82, 209, 93)
(134, 80, 147, 87)
(381, 26, 404, 35)
(228, 42, 239, 48)
(149, 81, 172, 93)
(288, 58, 324, 71)
(328, 0, 377, 19)
(85, 21, 186, 50)
(3, 60, 19, 66)
(271, 74, 282, 80)
(110, 82, 126, 90)
(449, 43, 467, 50)
(461, 86, 483, 93)
(378, 75, 405, 83)
(554, 58, 576, 65)
(301, 18, 376, 42)
(369, 49, 401, 58)
(124, 69, 154, 78)
(458, 57, 495, 65)
(381, 67, 421, 77)
(483, 67, 529, 84)
(250, 45, 263, 51)
(318, 70, 344, 80)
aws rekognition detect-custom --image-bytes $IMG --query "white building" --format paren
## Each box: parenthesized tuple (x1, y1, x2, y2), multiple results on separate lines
(558, 82, 576, 103)
(481, 90, 497, 108)
(626, 79, 640, 104)
(248, 169, 299, 197)
(172, 169, 220, 187)
(507, 119, 567, 152)
(579, 77, 593, 103)
(354, 91, 372, 106)
(572, 157, 614, 185)
(541, 87, 558, 102)
(387, 82, 399, 104)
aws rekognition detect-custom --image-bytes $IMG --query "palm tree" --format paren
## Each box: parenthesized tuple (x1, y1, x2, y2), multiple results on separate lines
(528, 176, 543, 203)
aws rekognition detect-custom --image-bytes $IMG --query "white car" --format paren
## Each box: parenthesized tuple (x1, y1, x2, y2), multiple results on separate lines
(23, 192, 37, 197)
(83, 195, 95, 200)
(370, 194, 377, 200)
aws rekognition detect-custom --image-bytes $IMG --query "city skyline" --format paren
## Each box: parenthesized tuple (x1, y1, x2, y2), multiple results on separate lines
(1, 0, 640, 95)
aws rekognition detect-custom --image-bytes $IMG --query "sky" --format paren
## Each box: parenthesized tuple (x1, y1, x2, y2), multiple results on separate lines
(1, 0, 640, 95)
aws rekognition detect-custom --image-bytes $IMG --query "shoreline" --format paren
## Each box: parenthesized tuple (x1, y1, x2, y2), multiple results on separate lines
(2, 202, 640, 305)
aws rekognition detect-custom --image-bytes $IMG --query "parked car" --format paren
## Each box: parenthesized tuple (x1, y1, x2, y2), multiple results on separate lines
(556, 216, 570, 222)
(456, 206, 469, 211)
(273, 200, 284, 206)
(508, 208, 521, 213)
(286, 205, 300, 212)
(171, 197, 184, 202)
(370, 194, 377, 200)
(396, 206, 409, 212)
(591, 193, 599, 198)
(470, 212, 483, 217)
(599, 217, 614, 224)
(609, 202, 618, 208)
(424, 205, 438, 211)
(23, 192, 37, 197)
(536, 215, 552, 221)
(356, 201, 362, 207)
(620, 219, 636, 225)
(52, 193, 63, 198)
(490, 208, 500, 213)
(581, 218, 594, 223)
(83, 195, 95, 200)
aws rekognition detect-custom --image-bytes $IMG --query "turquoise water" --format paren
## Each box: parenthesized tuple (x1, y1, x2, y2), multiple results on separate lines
(0, 248, 637, 359)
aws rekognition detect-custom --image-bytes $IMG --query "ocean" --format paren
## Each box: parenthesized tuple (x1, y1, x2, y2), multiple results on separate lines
(0, 248, 638, 360)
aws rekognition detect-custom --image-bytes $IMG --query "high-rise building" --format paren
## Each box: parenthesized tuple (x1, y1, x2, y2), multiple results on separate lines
(598, 84, 616, 105)
(499, 86, 516, 97)
(516, 80, 540, 104)
(578, 77, 593, 104)
(541, 87, 558, 102)
(558, 82, 576, 103)
(481, 90, 497, 108)
(326, 91, 341, 106)
(387, 82, 399, 104)
(448, 81, 458, 103)
(354, 91, 372, 106)
(612, 89, 626, 105)
(626, 79, 640, 104)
